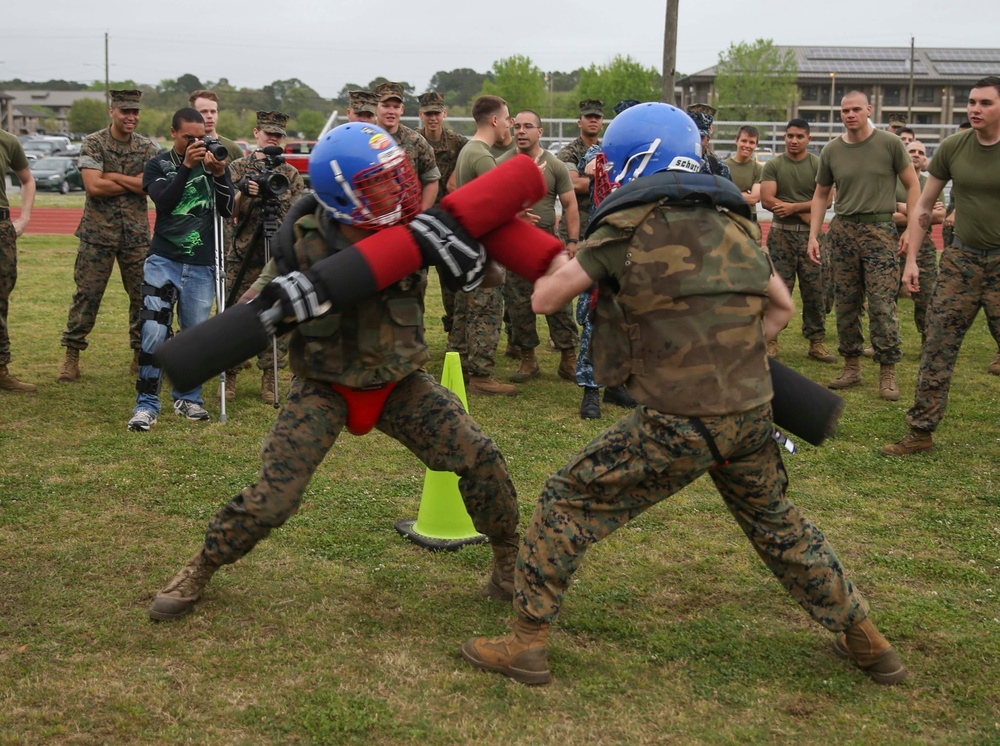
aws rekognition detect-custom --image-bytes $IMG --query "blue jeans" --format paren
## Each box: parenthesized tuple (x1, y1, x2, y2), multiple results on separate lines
(134, 254, 216, 416)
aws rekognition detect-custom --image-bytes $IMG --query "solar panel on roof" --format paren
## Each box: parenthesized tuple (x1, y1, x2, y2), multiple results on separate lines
(808, 47, 909, 61)
(926, 49, 1000, 63)
(935, 61, 998, 75)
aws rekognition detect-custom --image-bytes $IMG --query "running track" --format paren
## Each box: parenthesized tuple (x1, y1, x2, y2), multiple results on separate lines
(10, 207, 946, 248)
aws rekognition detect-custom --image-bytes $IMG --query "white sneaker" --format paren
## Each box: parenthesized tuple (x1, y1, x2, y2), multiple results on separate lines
(174, 400, 210, 421)
(128, 409, 158, 432)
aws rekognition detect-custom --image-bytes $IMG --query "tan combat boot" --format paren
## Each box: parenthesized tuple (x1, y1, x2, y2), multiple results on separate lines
(224, 370, 237, 401)
(469, 375, 517, 396)
(989, 351, 1000, 376)
(881, 427, 933, 456)
(461, 617, 552, 685)
(261, 368, 277, 405)
(486, 535, 519, 602)
(833, 618, 907, 685)
(57, 348, 80, 382)
(879, 363, 899, 401)
(0, 365, 37, 392)
(808, 340, 838, 363)
(828, 356, 862, 389)
(503, 341, 521, 360)
(766, 338, 778, 358)
(148, 548, 221, 621)
(509, 348, 540, 383)
(557, 348, 577, 381)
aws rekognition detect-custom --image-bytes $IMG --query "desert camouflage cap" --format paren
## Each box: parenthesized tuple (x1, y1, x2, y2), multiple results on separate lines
(579, 98, 604, 116)
(419, 92, 445, 114)
(256, 110, 288, 136)
(349, 90, 377, 114)
(614, 99, 641, 115)
(110, 89, 142, 110)
(375, 81, 405, 103)
(686, 102, 717, 117)
(888, 112, 907, 126)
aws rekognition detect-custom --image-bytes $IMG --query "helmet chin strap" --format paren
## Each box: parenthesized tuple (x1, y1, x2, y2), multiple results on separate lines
(330, 158, 366, 219)
(616, 138, 661, 185)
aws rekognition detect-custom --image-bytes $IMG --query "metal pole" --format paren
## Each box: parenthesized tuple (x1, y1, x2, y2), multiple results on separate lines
(829, 72, 836, 142)
(214, 210, 228, 423)
(104, 33, 110, 111)
(907, 36, 916, 122)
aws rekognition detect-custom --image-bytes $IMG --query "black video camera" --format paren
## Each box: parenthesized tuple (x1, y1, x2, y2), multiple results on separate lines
(238, 147, 289, 200)
(200, 136, 230, 161)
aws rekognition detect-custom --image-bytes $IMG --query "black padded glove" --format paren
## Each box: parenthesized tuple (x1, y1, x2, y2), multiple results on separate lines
(256, 271, 328, 335)
(408, 207, 487, 292)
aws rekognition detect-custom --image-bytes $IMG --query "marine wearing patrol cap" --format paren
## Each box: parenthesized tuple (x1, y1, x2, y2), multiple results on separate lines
(686, 103, 717, 136)
(613, 99, 641, 115)
(419, 92, 445, 114)
(375, 81, 405, 103)
(349, 90, 377, 115)
(110, 89, 143, 110)
(255, 110, 288, 136)
(888, 112, 907, 127)
(579, 98, 604, 116)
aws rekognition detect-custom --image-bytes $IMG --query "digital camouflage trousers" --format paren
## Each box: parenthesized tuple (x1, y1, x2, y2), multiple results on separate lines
(202, 372, 520, 564)
(514, 402, 869, 632)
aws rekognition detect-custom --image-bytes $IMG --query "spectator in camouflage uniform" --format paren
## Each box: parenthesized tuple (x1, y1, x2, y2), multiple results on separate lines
(374, 82, 440, 209)
(417, 91, 468, 334)
(225, 110, 305, 404)
(498, 110, 579, 384)
(884, 76, 1000, 456)
(461, 102, 906, 688)
(686, 103, 732, 180)
(0, 128, 37, 392)
(557, 99, 604, 241)
(346, 90, 377, 123)
(57, 89, 160, 383)
(148, 124, 520, 621)
(892, 140, 944, 341)
(808, 91, 920, 402)
(760, 118, 837, 363)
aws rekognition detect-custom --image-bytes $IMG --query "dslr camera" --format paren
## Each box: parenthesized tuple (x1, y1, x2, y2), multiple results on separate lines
(237, 147, 289, 201)
(200, 136, 230, 161)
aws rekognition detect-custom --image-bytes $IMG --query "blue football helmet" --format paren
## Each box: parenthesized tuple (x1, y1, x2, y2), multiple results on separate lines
(599, 102, 702, 193)
(309, 123, 421, 230)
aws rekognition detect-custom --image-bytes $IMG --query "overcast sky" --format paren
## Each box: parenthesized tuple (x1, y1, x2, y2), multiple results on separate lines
(3, 0, 997, 100)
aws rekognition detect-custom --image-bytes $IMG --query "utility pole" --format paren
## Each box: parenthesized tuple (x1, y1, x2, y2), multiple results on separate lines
(104, 32, 110, 111)
(661, 0, 678, 104)
(907, 35, 915, 122)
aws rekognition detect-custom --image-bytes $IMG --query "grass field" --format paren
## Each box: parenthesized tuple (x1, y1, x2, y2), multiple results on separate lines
(1, 236, 998, 745)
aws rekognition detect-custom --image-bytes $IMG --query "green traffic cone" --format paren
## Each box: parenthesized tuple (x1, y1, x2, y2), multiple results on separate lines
(394, 352, 487, 550)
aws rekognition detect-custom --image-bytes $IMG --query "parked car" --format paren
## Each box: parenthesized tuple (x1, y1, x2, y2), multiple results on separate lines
(283, 140, 316, 187)
(30, 156, 83, 193)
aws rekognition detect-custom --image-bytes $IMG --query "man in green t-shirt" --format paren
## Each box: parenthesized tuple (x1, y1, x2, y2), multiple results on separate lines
(891, 141, 945, 340)
(807, 90, 920, 402)
(498, 110, 579, 384)
(0, 129, 37, 392)
(189, 90, 244, 162)
(884, 76, 1000, 456)
(761, 119, 836, 364)
(724, 125, 764, 221)
(448, 95, 517, 396)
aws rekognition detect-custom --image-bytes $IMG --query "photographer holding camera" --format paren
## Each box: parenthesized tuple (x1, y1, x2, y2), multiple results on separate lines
(127, 107, 235, 432)
(225, 110, 304, 404)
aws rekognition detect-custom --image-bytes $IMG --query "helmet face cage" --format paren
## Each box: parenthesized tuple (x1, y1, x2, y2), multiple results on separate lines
(350, 149, 422, 229)
(593, 151, 614, 207)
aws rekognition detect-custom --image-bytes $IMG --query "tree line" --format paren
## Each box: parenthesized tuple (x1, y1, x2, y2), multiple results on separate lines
(6, 41, 800, 140)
